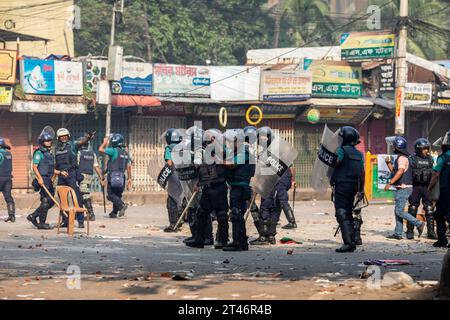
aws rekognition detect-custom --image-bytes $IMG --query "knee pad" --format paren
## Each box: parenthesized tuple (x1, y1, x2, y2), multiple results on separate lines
(40, 197, 52, 210)
(335, 208, 350, 224)
(280, 202, 292, 212)
(424, 205, 434, 216)
(216, 211, 229, 224)
(230, 207, 243, 222)
(407, 205, 418, 215)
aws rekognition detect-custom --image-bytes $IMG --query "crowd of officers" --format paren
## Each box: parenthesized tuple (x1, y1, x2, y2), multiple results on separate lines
(0, 129, 132, 230)
(1, 125, 449, 252)
(162, 126, 297, 252)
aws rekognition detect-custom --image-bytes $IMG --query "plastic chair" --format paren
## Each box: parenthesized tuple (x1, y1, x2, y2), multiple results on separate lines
(56, 186, 89, 236)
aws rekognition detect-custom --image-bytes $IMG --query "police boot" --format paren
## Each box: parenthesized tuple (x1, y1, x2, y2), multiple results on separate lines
(38, 211, 53, 230)
(335, 209, 356, 253)
(281, 203, 297, 229)
(267, 220, 278, 245)
(353, 217, 363, 246)
(184, 208, 197, 243)
(4, 202, 15, 223)
(27, 210, 40, 227)
(406, 205, 417, 240)
(214, 213, 229, 249)
(223, 209, 248, 251)
(250, 220, 270, 245)
(204, 214, 214, 246)
(425, 208, 438, 240)
(83, 198, 95, 221)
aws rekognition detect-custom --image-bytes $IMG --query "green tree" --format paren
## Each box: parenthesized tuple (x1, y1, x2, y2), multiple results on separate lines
(74, 0, 274, 65)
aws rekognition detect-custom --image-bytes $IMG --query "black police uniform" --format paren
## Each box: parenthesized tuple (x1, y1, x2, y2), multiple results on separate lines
(29, 147, 56, 228)
(0, 148, 15, 222)
(407, 154, 435, 239)
(331, 145, 363, 252)
(107, 147, 129, 217)
(434, 152, 450, 246)
(55, 142, 84, 224)
(223, 145, 255, 251)
(78, 149, 96, 219)
(188, 162, 229, 248)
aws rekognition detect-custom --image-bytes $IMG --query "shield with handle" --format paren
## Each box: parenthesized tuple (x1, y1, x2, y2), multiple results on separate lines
(251, 134, 298, 199)
(310, 125, 342, 191)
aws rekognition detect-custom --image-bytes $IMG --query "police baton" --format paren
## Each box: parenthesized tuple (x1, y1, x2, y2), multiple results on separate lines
(172, 190, 199, 231)
(244, 192, 257, 222)
(292, 182, 297, 213)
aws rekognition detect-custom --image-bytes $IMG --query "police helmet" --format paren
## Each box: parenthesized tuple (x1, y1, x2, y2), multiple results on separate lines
(243, 126, 257, 144)
(38, 132, 54, 146)
(56, 128, 71, 139)
(393, 136, 408, 155)
(165, 128, 183, 145)
(0, 137, 11, 150)
(339, 126, 360, 146)
(111, 133, 125, 148)
(203, 129, 222, 147)
(257, 126, 272, 147)
(414, 138, 430, 155)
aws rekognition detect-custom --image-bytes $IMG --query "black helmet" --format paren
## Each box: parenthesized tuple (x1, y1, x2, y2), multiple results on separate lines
(0, 137, 10, 150)
(111, 133, 124, 148)
(257, 126, 272, 147)
(393, 136, 409, 155)
(339, 126, 360, 146)
(414, 138, 430, 155)
(243, 126, 257, 144)
(165, 128, 182, 145)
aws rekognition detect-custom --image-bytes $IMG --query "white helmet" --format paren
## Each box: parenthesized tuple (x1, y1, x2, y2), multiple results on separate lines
(56, 128, 70, 138)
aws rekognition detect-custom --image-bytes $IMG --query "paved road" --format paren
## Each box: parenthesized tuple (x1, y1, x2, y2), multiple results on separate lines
(0, 201, 447, 300)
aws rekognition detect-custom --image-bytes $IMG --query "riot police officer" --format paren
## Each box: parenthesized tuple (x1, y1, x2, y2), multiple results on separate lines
(331, 126, 365, 253)
(78, 142, 104, 221)
(28, 132, 62, 229)
(99, 134, 132, 218)
(0, 138, 15, 223)
(223, 129, 255, 251)
(55, 128, 94, 228)
(163, 128, 184, 232)
(407, 138, 436, 239)
(385, 137, 425, 240)
(428, 131, 450, 248)
(186, 129, 229, 249)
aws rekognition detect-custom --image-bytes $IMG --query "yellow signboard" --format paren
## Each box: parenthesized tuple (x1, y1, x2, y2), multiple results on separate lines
(340, 32, 395, 60)
(0, 86, 13, 106)
(0, 50, 17, 84)
(307, 61, 362, 97)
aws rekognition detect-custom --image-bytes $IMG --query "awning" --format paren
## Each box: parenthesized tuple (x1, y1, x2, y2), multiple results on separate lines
(367, 97, 450, 111)
(310, 98, 373, 107)
(153, 96, 217, 104)
(112, 95, 161, 107)
(0, 29, 50, 42)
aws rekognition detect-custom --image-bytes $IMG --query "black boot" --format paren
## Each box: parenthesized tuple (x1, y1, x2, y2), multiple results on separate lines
(83, 198, 95, 221)
(223, 209, 248, 251)
(406, 205, 417, 240)
(214, 213, 229, 249)
(336, 220, 356, 253)
(353, 217, 363, 246)
(38, 211, 53, 230)
(118, 202, 128, 217)
(425, 212, 437, 240)
(4, 202, 15, 222)
(281, 203, 297, 229)
(27, 211, 39, 227)
(250, 220, 270, 245)
(267, 220, 278, 245)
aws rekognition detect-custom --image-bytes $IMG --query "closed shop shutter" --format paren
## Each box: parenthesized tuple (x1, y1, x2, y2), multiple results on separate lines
(0, 111, 29, 189)
(129, 116, 186, 191)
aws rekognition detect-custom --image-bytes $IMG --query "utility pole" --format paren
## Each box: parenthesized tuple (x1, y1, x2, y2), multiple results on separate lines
(394, 0, 408, 135)
(142, 1, 152, 62)
(106, 0, 124, 139)
(272, 2, 283, 48)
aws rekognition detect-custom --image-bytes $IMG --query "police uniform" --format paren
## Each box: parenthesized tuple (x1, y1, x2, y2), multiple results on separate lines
(0, 145, 15, 222)
(331, 144, 364, 252)
(28, 147, 56, 229)
(432, 150, 450, 246)
(407, 153, 435, 239)
(223, 144, 255, 251)
(164, 142, 183, 230)
(55, 140, 85, 225)
(78, 147, 100, 220)
(186, 158, 229, 249)
(105, 146, 131, 218)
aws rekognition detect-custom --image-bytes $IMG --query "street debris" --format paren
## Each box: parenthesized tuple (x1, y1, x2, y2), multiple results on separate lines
(280, 237, 302, 244)
(363, 259, 411, 266)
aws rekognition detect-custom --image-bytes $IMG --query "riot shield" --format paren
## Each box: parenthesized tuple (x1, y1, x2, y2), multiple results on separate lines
(172, 137, 199, 203)
(250, 134, 298, 199)
(310, 125, 342, 191)
(385, 136, 396, 154)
